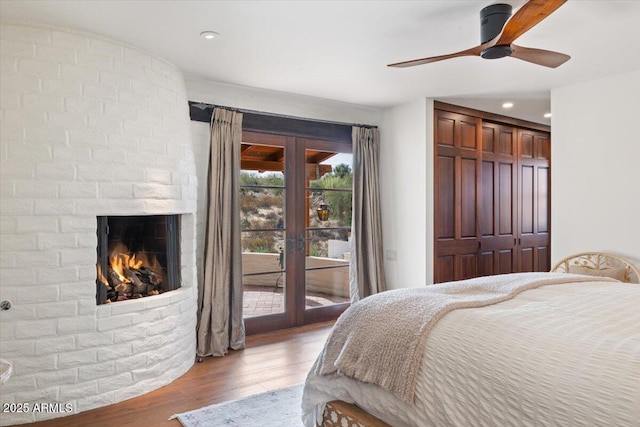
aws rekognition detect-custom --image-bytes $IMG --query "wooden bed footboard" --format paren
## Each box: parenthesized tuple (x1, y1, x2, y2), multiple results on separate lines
(322, 400, 391, 427)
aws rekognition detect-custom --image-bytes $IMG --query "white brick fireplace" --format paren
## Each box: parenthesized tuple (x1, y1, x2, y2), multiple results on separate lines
(0, 21, 198, 425)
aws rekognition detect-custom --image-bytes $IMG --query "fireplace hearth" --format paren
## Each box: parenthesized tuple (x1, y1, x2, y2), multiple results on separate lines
(96, 215, 181, 304)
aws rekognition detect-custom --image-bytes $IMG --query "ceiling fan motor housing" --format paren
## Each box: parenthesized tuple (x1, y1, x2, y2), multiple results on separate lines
(480, 3, 513, 44)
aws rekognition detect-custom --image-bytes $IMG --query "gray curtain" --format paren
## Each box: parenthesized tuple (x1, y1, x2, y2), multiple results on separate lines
(197, 108, 246, 357)
(350, 126, 387, 302)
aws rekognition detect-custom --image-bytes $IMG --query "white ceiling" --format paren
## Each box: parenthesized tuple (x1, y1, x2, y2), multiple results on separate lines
(2, 0, 640, 124)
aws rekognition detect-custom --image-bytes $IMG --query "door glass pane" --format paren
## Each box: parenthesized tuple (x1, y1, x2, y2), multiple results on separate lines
(305, 150, 352, 309)
(240, 143, 286, 319)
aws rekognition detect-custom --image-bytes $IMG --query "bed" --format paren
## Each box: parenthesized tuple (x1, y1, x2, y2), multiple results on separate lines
(302, 253, 640, 427)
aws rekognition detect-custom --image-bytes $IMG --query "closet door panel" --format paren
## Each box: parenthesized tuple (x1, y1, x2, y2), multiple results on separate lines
(436, 255, 455, 283)
(482, 127, 495, 152)
(481, 161, 494, 236)
(518, 130, 551, 273)
(434, 110, 481, 282)
(460, 158, 478, 238)
(499, 249, 514, 274)
(478, 123, 518, 277)
(537, 166, 549, 233)
(537, 247, 550, 272)
(498, 163, 514, 235)
(461, 254, 478, 280)
(437, 117, 455, 147)
(521, 133, 534, 158)
(499, 128, 515, 155)
(461, 120, 479, 149)
(437, 155, 456, 239)
(535, 135, 550, 159)
(520, 165, 535, 234)
(480, 251, 495, 276)
(520, 247, 534, 272)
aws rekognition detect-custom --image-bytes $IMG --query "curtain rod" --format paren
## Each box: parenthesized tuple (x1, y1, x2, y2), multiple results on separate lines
(189, 101, 378, 129)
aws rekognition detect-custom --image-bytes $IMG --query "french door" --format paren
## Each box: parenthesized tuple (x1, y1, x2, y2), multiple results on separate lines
(240, 131, 352, 334)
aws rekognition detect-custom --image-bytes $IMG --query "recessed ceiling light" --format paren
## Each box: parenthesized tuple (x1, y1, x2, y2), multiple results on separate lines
(200, 31, 221, 40)
(544, 112, 552, 118)
(502, 102, 514, 109)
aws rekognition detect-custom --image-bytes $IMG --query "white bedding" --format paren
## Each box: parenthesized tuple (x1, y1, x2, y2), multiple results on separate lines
(302, 279, 640, 427)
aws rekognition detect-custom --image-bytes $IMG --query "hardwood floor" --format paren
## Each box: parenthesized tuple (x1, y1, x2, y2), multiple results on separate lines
(21, 321, 334, 427)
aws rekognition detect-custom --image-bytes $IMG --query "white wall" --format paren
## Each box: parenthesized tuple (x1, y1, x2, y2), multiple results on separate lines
(551, 70, 640, 268)
(379, 99, 433, 288)
(186, 76, 383, 126)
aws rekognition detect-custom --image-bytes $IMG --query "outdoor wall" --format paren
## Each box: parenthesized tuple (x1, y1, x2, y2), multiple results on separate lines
(241, 253, 350, 298)
(550, 70, 640, 268)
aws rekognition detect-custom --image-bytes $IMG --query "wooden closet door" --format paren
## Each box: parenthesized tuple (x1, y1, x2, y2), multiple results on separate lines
(518, 129, 551, 272)
(434, 111, 482, 283)
(478, 123, 518, 276)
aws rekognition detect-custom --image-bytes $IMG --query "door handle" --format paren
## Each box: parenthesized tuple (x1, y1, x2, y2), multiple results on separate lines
(285, 238, 296, 254)
(285, 235, 308, 253)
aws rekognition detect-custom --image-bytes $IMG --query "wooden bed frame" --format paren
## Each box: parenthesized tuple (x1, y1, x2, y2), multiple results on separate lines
(322, 400, 390, 427)
(551, 251, 640, 283)
(319, 252, 639, 426)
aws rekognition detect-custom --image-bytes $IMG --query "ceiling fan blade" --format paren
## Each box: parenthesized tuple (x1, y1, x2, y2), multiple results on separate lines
(388, 44, 486, 68)
(496, 0, 567, 46)
(510, 44, 570, 68)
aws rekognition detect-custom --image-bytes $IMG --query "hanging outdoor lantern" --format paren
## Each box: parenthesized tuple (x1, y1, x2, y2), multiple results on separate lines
(317, 204, 330, 221)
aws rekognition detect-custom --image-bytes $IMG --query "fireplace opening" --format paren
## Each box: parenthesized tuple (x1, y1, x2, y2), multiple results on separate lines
(96, 215, 181, 304)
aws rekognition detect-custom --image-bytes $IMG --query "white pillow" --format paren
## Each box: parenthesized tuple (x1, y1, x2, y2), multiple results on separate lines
(568, 264, 626, 282)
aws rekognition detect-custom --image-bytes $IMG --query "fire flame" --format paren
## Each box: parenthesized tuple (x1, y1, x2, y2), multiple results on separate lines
(109, 252, 142, 283)
(97, 240, 166, 303)
(107, 242, 163, 283)
(96, 263, 108, 288)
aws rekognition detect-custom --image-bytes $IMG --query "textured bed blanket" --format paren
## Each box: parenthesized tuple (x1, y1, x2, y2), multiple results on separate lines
(315, 272, 617, 402)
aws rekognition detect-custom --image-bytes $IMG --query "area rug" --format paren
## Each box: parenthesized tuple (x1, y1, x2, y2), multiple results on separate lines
(169, 384, 304, 427)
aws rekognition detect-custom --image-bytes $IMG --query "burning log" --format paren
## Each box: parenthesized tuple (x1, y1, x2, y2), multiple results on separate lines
(106, 265, 162, 297)
(114, 281, 132, 294)
(108, 269, 124, 288)
(137, 267, 162, 286)
(123, 265, 147, 294)
(103, 244, 165, 301)
(107, 270, 132, 296)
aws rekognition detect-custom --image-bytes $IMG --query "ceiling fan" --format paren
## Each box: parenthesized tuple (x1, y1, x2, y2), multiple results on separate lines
(388, 0, 570, 69)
